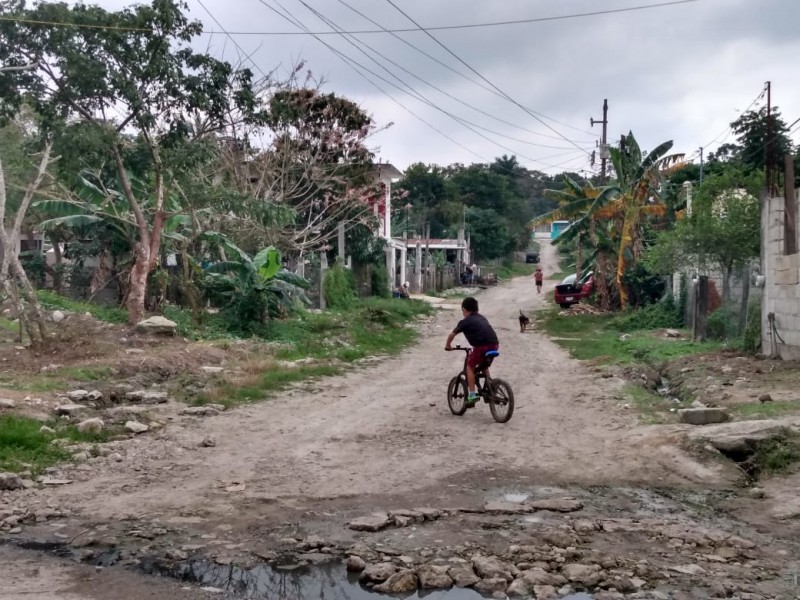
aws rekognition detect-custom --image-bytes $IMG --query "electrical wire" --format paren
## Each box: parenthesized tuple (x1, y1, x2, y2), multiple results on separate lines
(382, 0, 591, 157)
(258, 0, 588, 172)
(333, 0, 597, 141)
(0, 1, 701, 35)
(293, 0, 592, 158)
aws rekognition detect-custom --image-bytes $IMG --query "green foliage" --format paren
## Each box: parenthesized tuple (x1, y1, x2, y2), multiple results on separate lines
(754, 434, 800, 474)
(36, 290, 128, 324)
(541, 309, 719, 365)
(742, 297, 762, 354)
(323, 264, 357, 309)
(203, 244, 310, 333)
(620, 263, 666, 307)
(0, 415, 115, 474)
(466, 207, 516, 260)
(370, 264, 391, 298)
(612, 298, 683, 332)
(707, 307, 739, 341)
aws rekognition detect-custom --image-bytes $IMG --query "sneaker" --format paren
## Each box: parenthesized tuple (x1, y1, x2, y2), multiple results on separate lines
(466, 392, 478, 407)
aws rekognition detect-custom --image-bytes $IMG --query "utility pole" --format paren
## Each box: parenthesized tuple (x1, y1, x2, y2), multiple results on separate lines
(765, 81, 773, 192)
(699, 146, 704, 183)
(591, 99, 609, 183)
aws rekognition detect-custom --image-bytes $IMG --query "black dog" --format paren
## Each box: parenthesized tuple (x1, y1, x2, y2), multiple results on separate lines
(519, 310, 530, 333)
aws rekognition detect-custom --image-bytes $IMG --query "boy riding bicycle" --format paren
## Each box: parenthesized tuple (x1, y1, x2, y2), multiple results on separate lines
(444, 297, 499, 407)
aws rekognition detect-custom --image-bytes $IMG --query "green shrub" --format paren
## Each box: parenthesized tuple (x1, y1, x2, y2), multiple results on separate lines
(707, 307, 739, 341)
(324, 264, 357, 309)
(742, 297, 762, 353)
(370, 264, 391, 298)
(612, 297, 683, 332)
(37, 290, 128, 324)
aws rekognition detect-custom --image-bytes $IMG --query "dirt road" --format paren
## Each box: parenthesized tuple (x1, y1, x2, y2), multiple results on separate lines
(30, 242, 724, 527)
(4, 242, 799, 599)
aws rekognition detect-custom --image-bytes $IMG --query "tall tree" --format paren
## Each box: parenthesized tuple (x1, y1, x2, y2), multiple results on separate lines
(0, 0, 265, 323)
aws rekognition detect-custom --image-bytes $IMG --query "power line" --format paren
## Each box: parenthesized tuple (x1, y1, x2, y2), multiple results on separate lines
(254, 0, 486, 162)
(382, 0, 592, 157)
(295, 0, 592, 156)
(333, 0, 595, 143)
(259, 0, 587, 172)
(0, 1, 702, 35)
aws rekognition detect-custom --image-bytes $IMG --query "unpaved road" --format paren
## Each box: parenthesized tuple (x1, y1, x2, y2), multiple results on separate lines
(8, 242, 784, 600)
(32, 242, 725, 527)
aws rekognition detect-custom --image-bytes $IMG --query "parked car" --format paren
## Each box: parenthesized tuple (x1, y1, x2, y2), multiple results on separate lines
(554, 271, 594, 309)
(525, 251, 540, 264)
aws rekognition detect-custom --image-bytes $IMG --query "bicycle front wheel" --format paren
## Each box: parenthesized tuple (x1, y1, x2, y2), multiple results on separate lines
(447, 374, 468, 416)
(488, 378, 515, 423)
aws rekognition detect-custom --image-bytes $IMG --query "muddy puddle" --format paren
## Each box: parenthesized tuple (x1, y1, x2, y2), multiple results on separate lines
(141, 558, 593, 599)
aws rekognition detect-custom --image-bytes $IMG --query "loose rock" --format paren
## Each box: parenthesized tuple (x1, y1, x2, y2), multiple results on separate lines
(66, 390, 89, 402)
(416, 564, 453, 589)
(77, 418, 104, 434)
(0, 398, 17, 409)
(135, 316, 178, 335)
(507, 578, 532, 597)
(374, 569, 419, 594)
(180, 406, 221, 417)
(125, 420, 149, 434)
(527, 497, 584, 513)
(126, 390, 168, 404)
(359, 562, 397, 584)
(448, 563, 480, 587)
(759, 393, 772, 403)
(348, 513, 391, 532)
(201, 436, 216, 448)
(0, 472, 24, 490)
(346, 556, 366, 572)
(562, 563, 602, 586)
(474, 577, 508, 595)
(678, 407, 730, 425)
(55, 403, 88, 416)
(473, 556, 514, 582)
(39, 425, 56, 435)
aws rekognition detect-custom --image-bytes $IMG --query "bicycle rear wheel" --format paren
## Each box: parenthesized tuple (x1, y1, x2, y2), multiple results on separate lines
(488, 378, 515, 423)
(447, 374, 468, 416)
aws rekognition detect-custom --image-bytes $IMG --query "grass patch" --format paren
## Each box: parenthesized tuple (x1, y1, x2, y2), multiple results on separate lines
(540, 309, 720, 365)
(162, 305, 234, 340)
(37, 290, 128, 324)
(194, 297, 433, 407)
(623, 384, 680, 424)
(730, 401, 800, 420)
(0, 415, 116, 474)
(194, 363, 342, 408)
(753, 433, 800, 475)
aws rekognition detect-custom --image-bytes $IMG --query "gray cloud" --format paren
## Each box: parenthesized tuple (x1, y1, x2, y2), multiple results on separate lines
(94, 0, 800, 173)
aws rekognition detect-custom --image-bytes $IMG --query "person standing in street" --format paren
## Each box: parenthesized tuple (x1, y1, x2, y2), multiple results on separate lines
(534, 266, 543, 294)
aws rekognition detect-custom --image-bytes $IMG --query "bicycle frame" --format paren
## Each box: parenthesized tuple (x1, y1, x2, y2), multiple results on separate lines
(450, 346, 495, 396)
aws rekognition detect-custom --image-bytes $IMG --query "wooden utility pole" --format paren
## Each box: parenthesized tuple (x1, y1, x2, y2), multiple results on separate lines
(591, 99, 609, 183)
(765, 81, 774, 192)
(699, 146, 704, 183)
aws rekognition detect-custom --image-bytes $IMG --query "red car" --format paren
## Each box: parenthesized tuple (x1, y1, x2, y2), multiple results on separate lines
(554, 272, 594, 309)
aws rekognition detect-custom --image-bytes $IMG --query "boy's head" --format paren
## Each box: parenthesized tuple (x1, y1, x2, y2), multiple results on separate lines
(461, 296, 479, 316)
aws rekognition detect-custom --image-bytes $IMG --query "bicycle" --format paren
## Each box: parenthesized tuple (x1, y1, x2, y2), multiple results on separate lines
(445, 346, 515, 423)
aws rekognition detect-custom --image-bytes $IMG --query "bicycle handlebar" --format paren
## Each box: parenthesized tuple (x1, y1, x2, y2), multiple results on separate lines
(445, 345, 471, 352)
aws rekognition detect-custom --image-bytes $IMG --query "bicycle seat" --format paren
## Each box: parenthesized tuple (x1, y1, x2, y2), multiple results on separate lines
(485, 350, 500, 358)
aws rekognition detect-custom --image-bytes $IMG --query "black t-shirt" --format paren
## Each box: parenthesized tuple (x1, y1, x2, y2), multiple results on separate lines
(453, 312, 498, 347)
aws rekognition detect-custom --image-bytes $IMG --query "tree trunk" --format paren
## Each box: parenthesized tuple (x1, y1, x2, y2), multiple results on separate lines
(52, 235, 64, 293)
(721, 263, 732, 307)
(596, 253, 611, 311)
(575, 233, 583, 280)
(126, 243, 150, 324)
(616, 217, 635, 309)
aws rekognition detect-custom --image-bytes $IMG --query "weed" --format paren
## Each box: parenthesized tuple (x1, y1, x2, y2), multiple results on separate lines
(541, 308, 720, 366)
(0, 415, 114, 474)
(623, 384, 680, 424)
(730, 401, 800, 420)
(754, 433, 800, 475)
(37, 290, 128, 324)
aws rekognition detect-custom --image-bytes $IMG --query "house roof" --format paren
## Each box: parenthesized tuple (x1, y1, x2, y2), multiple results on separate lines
(374, 163, 404, 181)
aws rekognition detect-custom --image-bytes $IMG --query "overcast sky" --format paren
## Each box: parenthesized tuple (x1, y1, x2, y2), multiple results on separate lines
(104, 0, 800, 175)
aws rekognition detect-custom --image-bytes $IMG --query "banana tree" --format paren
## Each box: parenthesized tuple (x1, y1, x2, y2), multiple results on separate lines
(34, 174, 194, 305)
(203, 244, 310, 329)
(598, 133, 685, 307)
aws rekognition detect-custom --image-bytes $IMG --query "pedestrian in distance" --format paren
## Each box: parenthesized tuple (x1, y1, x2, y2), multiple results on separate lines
(534, 266, 543, 294)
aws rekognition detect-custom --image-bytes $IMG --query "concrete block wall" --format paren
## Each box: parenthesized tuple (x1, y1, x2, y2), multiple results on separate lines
(761, 191, 800, 358)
